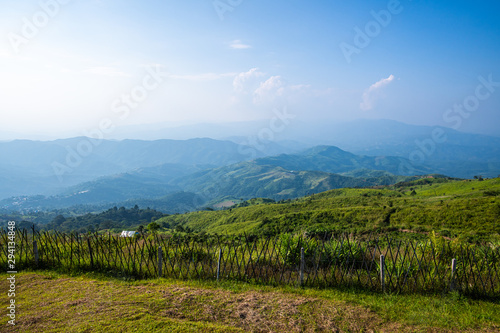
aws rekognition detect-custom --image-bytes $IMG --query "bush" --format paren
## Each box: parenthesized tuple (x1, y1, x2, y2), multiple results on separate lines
(278, 233, 318, 267)
(323, 238, 368, 269)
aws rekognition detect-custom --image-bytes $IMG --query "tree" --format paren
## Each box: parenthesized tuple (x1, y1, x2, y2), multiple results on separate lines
(99, 219, 114, 230)
(147, 221, 160, 233)
(53, 215, 66, 226)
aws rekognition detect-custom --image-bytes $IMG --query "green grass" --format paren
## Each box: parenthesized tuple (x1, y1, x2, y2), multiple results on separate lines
(412, 178, 500, 197)
(155, 178, 500, 243)
(1, 270, 498, 332)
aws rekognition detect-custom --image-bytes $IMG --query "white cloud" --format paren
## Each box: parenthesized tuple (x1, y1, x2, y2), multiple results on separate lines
(232, 69, 312, 108)
(233, 68, 265, 93)
(253, 76, 285, 104)
(229, 40, 252, 49)
(251, 77, 312, 106)
(360, 74, 395, 111)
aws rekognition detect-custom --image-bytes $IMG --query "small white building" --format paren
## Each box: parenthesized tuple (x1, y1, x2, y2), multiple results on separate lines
(120, 231, 139, 237)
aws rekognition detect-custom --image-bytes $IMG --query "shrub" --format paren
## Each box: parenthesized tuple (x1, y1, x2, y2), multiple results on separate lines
(278, 233, 318, 267)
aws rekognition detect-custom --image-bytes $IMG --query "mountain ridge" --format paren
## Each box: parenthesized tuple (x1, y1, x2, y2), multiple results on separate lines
(1, 145, 434, 213)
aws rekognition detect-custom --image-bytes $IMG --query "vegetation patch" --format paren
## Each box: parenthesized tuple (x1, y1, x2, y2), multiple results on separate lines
(156, 178, 500, 243)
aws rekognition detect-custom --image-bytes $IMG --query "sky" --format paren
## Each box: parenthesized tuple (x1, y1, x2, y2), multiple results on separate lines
(0, 0, 499, 139)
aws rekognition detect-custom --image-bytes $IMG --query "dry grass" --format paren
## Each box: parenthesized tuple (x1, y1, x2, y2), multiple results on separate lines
(0, 272, 498, 332)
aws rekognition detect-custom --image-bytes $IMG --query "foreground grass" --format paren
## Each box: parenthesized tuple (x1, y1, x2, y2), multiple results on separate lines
(0, 271, 499, 332)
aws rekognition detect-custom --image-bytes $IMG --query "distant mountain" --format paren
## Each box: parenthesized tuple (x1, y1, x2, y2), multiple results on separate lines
(170, 144, 432, 202)
(51, 163, 211, 207)
(0, 137, 269, 200)
(3, 124, 495, 216)
(2, 119, 498, 203)
(0, 161, 208, 212)
(282, 119, 500, 178)
(1, 161, 377, 212)
(103, 119, 500, 178)
(254, 145, 431, 176)
(1, 145, 424, 213)
(0, 190, 204, 216)
(172, 161, 416, 202)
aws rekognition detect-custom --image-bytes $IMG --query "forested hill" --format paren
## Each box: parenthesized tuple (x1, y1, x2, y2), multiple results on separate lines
(40, 206, 166, 233)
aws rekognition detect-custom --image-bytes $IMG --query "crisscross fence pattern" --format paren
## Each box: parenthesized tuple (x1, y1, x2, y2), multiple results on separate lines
(1, 229, 498, 297)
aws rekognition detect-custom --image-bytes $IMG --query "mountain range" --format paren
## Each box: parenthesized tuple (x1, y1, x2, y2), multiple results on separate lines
(1, 141, 431, 213)
(1, 119, 498, 214)
(0, 137, 264, 200)
(103, 119, 500, 178)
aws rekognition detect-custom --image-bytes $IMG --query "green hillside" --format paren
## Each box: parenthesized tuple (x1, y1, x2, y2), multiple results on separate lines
(170, 144, 435, 203)
(156, 177, 500, 243)
(172, 160, 416, 202)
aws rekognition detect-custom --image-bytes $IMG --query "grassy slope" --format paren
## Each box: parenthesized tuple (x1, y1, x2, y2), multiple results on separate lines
(1, 271, 498, 332)
(156, 178, 500, 242)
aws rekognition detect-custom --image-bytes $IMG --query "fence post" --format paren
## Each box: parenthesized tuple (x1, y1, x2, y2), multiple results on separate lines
(87, 238, 94, 269)
(217, 248, 222, 281)
(33, 241, 39, 267)
(450, 258, 457, 291)
(158, 246, 163, 278)
(300, 247, 305, 286)
(380, 254, 385, 292)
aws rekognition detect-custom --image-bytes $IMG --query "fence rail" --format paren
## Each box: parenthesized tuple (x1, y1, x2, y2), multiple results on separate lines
(1, 229, 499, 297)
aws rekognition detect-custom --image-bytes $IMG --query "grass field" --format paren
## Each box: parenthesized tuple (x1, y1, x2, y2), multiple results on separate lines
(0, 271, 499, 332)
(156, 178, 500, 243)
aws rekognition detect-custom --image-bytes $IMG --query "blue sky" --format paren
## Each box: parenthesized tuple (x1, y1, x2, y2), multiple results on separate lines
(0, 0, 499, 138)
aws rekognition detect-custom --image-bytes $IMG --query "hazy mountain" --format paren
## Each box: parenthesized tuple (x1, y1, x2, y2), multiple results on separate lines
(254, 145, 432, 176)
(0, 190, 203, 216)
(2, 119, 498, 213)
(53, 163, 207, 205)
(99, 119, 500, 177)
(0, 137, 269, 200)
(169, 145, 432, 202)
(1, 145, 422, 212)
(279, 119, 500, 178)
(172, 161, 415, 203)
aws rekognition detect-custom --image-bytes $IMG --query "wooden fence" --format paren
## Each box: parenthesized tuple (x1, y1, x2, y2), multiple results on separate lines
(1, 229, 499, 297)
